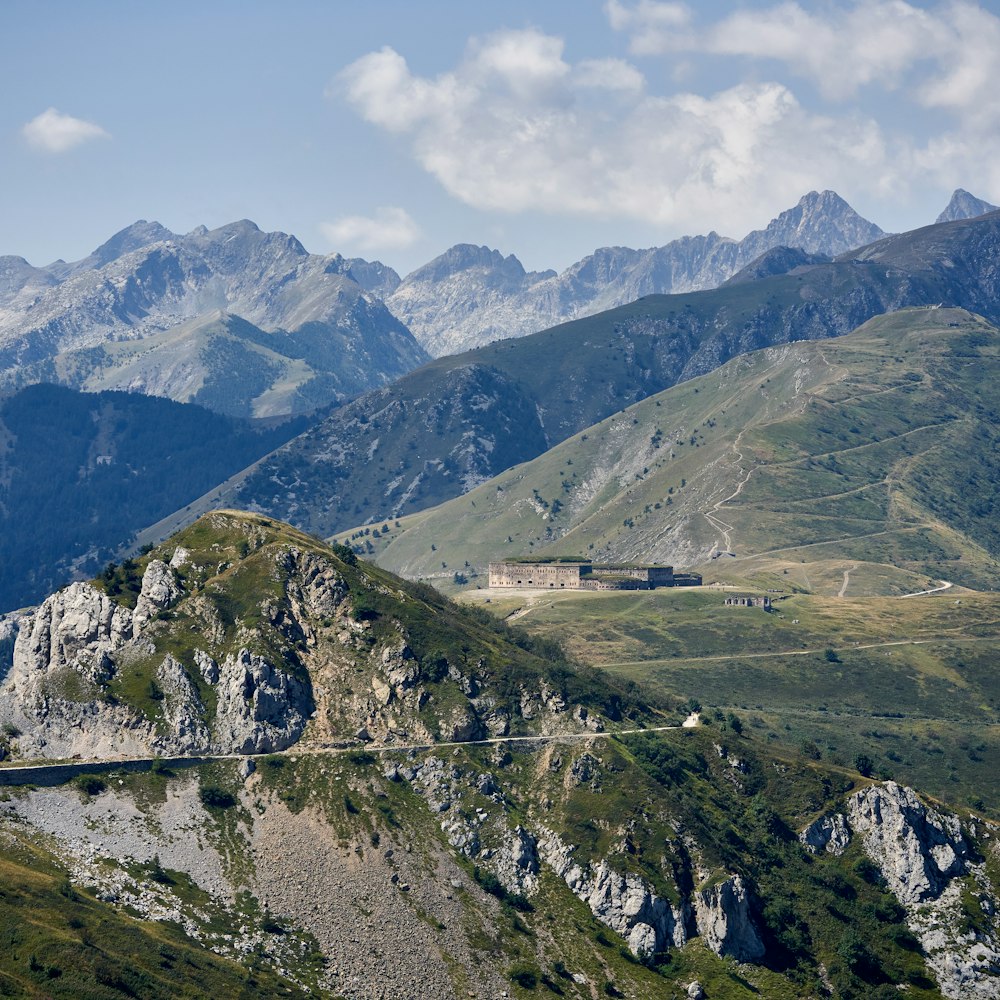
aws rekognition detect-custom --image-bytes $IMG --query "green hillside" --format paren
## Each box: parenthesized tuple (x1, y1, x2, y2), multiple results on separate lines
(460, 583, 1000, 815)
(1, 511, 994, 997)
(234, 252, 949, 537)
(354, 308, 1000, 594)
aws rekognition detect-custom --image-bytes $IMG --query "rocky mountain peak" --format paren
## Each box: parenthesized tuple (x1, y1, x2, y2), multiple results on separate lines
(747, 189, 885, 257)
(408, 243, 534, 283)
(44, 219, 177, 280)
(936, 188, 999, 223)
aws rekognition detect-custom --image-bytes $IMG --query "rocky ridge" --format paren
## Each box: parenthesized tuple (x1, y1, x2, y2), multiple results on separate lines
(388, 191, 885, 356)
(801, 781, 1000, 998)
(0, 511, 626, 761)
(0, 220, 426, 417)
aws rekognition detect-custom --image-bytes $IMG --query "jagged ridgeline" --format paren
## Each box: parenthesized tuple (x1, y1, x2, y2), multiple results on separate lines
(1, 510, 652, 759)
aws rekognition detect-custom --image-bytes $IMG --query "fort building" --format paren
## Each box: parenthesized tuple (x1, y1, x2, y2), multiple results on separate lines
(724, 595, 772, 609)
(487, 559, 701, 591)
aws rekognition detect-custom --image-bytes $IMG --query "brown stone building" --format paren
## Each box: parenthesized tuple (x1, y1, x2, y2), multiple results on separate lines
(487, 560, 700, 590)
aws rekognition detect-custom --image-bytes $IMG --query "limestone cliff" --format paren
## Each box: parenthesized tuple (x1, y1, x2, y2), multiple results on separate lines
(801, 781, 1000, 999)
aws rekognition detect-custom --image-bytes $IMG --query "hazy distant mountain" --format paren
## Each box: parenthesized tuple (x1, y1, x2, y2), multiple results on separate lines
(936, 188, 998, 223)
(388, 190, 885, 357)
(0, 383, 305, 612)
(0, 220, 426, 416)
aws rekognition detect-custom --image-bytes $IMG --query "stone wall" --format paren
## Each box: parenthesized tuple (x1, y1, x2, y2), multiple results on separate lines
(488, 562, 587, 588)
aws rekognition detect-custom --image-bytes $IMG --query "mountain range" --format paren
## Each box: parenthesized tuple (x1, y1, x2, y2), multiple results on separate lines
(0, 220, 427, 418)
(1, 188, 992, 423)
(388, 190, 888, 357)
(223, 209, 1000, 544)
(358, 307, 1000, 594)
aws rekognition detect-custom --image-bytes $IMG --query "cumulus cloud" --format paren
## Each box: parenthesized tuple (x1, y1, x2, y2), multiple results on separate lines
(335, 27, 898, 234)
(335, 10, 1000, 234)
(608, 0, 1000, 112)
(320, 206, 421, 254)
(22, 108, 110, 153)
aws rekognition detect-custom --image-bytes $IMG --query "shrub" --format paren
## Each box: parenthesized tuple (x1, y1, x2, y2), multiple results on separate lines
(75, 775, 106, 796)
(198, 784, 237, 809)
(508, 964, 539, 989)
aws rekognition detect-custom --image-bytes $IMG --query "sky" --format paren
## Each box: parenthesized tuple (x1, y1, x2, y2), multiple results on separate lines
(2, 0, 1000, 276)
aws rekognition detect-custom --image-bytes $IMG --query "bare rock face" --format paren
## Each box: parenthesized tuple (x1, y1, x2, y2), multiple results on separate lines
(1, 582, 150, 756)
(281, 548, 348, 620)
(843, 783, 1000, 999)
(155, 654, 210, 753)
(134, 560, 183, 626)
(538, 829, 688, 958)
(213, 649, 312, 755)
(493, 825, 540, 896)
(800, 784, 1000, 999)
(799, 812, 851, 856)
(10, 582, 134, 695)
(0, 610, 26, 681)
(693, 875, 765, 962)
(847, 782, 969, 905)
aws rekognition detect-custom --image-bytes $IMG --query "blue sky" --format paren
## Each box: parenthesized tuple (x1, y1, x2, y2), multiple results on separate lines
(2, 0, 999, 275)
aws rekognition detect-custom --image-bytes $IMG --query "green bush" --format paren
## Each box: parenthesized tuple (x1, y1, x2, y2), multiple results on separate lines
(74, 775, 106, 796)
(507, 963, 539, 989)
(198, 784, 236, 809)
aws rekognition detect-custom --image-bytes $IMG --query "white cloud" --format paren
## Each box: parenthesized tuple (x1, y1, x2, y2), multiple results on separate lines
(575, 58, 645, 92)
(22, 107, 110, 153)
(335, 11, 1000, 236)
(607, 0, 1000, 112)
(320, 206, 421, 254)
(604, 0, 692, 54)
(335, 28, 897, 235)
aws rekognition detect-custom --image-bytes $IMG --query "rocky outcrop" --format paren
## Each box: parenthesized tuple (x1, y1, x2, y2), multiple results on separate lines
(799, 812, 850, 856)
(10, 581, 135, 695)
(538, 828, 689, 958)
(212, 649, 312, 755)
(0, 539, 319, 757)
(134, 560, 183, 626)
(848, 782, 970, 905)
(155, 654, 210, 753)
(0, 610, 26, 681)
(800, 783, 1000, 999)
(693, 875, 765, 961)
(493, 825, 540, 896)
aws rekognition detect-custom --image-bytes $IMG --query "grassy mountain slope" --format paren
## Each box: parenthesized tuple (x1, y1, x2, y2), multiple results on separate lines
(0, 830, 311, 999)
(234, 252, 948, 538)
(355, 308, 1000, 594)
(2, 512, 996, 997)
(235, 213, 1000, 540)
(0, 385, 307, 613)
(461, 583, 1000, 814)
